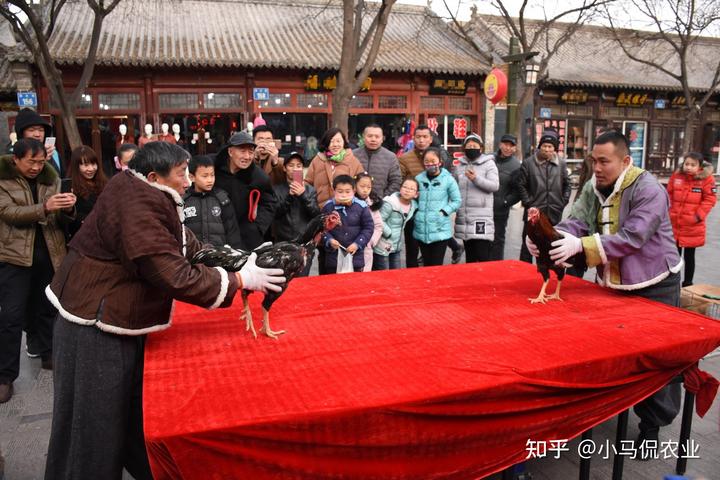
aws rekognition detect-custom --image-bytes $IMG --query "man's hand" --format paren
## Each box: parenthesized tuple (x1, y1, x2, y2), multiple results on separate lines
(550, 231, 583, 265)
(346, 243, 359, 254)
(289, 181, 305, 196)
(45, 193, 76, 213)
(329, 239, 340, 250)
(45, 144, 56, 159)
(237, 252, 285, 293)
(525, 235, 540, 258)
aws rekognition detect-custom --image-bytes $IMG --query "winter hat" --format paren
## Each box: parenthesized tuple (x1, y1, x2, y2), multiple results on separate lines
(216, 131, 256, 164)
(14, 108, 52, 138)
(283, 151, 305, 165)
(538, 130, 559, 150)
(462, 133, 484, 148)
(499, 134, 517, 145)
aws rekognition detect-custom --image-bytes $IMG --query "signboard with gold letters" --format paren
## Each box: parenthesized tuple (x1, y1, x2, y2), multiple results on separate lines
(669, 94, 694, 109)
(560, 89, 588, 105)
(305, 73, 372, 92)
(616, 92, 649, 108)
(430, 77, 468, 96)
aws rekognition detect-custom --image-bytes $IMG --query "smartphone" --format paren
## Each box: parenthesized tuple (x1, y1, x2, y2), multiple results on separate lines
(60, 178, 73, 194)
(292, 169, 303, 185)
(274, 139, 282, 150)
(45, 136, 56, 148)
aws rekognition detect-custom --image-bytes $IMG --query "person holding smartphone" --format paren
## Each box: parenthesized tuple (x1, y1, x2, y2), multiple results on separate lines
(271, 152, 320, 276)
(0, 138, 76, 403)
(252, 125, 285, 185)
(13, 108, 63, 175)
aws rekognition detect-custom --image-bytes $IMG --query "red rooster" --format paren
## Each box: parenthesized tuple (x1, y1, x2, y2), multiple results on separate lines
(526, 207, 583, 304)
(192, 211, 341, 338)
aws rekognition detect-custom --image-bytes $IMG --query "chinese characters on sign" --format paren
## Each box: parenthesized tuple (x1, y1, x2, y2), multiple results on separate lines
(427, 117, 439, 134)
(305, 73, 371, 92)
(616, 92, 648, 108)
(560, 89, 588, 105)
(526, 438, 701, 461)
(453, 118, 467, 139)
(429, 77, 468, 96)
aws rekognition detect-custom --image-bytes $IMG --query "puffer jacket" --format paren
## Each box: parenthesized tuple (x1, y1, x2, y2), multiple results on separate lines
(182, 187, 243, 248)
(0, 154, 70, 271)
(305, 150, 365, 207)
(373, 192, 417, 256)
(517, 152, 570, 225)
(452, 153, 499, 241)
(413, 168, 461, 244)
(353, 147, 402, 197)
(667, 163, 717, 248)
(322, 198, 374, 270)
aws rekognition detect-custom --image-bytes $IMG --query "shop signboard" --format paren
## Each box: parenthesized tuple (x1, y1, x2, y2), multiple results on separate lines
(305, 73, 371, 92)
(540, 108, 552, 119)
(430, 78, 468, 96)
(484, 68, 508, 105)
(253, 88, 270, 101)
(616, 92, 648, 108)
(560, 89, 588, 105)
(17, 91, 37, 108)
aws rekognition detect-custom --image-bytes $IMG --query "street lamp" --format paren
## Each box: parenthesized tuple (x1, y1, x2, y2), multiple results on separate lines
(525, 62, 540, 86)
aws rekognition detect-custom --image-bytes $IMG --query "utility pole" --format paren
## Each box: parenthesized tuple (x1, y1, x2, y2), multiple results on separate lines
(505, 37, 520, 136)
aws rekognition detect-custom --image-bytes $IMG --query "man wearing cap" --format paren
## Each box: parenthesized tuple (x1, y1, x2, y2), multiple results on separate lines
(214, 132, 276, 250)
(516, 129, 571, 263)
(353, 124, 402, 198)
(490, 134, 522, 260)
(272, 152, 320, 275)
(13, 108, 63, 175)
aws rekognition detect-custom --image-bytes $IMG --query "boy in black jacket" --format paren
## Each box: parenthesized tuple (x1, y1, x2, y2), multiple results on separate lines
(272, 152, 320, 275)
(183, 155, 243, 248)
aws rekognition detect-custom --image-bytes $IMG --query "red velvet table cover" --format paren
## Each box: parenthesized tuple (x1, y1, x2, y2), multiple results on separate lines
(143, 260, 720, 479)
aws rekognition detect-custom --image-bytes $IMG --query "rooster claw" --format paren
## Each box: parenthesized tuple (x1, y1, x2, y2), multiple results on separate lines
(259, 326, 286, 340)
(529, 295, 547, 304)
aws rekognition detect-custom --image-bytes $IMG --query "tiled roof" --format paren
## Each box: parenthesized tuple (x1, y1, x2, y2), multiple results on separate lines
(8, 0, 490, 75)
(0, 55, 17, 93)
(471, 14, 720, 92)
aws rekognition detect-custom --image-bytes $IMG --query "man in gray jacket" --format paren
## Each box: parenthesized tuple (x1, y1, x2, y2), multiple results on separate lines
(491, 134, 521, 260)
(517, 130, 571, 263)
(353, 124, 402, 197)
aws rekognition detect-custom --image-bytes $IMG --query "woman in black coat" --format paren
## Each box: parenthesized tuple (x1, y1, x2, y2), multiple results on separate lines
(66, 146, 108, 241)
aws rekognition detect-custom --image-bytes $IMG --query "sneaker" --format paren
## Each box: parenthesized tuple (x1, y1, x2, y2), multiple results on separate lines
(451, 244, 464, 264)
(0, 383, 12, 404)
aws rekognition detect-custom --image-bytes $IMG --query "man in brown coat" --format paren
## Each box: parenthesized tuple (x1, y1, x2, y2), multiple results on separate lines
(0, 138, 76, 403)
(43, 142, 285, 479)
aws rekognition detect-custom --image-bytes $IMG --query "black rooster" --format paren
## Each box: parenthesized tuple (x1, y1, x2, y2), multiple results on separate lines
(526, 207, 584, 304)
(192, 211, 341, 338)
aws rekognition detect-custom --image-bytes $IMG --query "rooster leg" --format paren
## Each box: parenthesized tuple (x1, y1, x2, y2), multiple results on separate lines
(258, 308, 286, 340)
(529, 280, 549, 304)
(545, 280, 564, 302)
(239, 293, 257, 339)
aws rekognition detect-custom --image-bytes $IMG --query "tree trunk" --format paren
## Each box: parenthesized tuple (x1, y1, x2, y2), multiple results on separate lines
(682, 109, 697, 154)
(331, 86, 352, 135)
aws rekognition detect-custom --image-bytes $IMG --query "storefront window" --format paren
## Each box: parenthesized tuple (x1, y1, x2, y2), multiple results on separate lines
(420, 96, 444, 111)
(297, 93, 328, 109)
(348, 114, 408, 153)
(262, 112, 328, 162)
(448, 96, 472, 111)
(623, 121, 647, 168)
(161, 113, 243, 156)
(565, 119, 590, 160)
(350, 95, 373, 109)
(159, 93, 199, 110)
(203, 93, 242, 109)
(98, 93, 140, 110)
(259, 93, 292, 109)
(50, 92, 92, 110)
(378, 95, 407, 109)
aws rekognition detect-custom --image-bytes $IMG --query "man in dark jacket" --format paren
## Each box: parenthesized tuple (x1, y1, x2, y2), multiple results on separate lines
(213, 132, 276, 250)
(490, 134, 522, 260)
(352, 124, 401, 197)
(183, 155, 243, 249)
(517, 130, 571, 263)
(44, 142, 285, 480)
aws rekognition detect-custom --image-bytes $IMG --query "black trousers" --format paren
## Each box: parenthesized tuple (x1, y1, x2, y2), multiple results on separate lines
(404, 217, 420, 268)
(418, 240, 449, 267)
(677, 246, 696, 287)
(490, 213, 508, 261)
(45, 318, 152, 480)
(627, 271, 683, 431)
(0, 252, 56, 384)
(464, 239, 492, 263)
(519, 218, 534, 264)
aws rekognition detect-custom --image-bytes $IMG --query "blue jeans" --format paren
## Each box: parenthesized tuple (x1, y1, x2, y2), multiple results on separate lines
(373, 251, 401, 270)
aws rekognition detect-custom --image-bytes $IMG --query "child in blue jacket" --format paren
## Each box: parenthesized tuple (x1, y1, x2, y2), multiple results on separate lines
(322, 175, 374, 273)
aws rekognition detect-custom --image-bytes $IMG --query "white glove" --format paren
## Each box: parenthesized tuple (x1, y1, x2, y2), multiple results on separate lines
(525, 235, 540, 258)
(238, 252, 286, 293)
(550, 231, 583, 265)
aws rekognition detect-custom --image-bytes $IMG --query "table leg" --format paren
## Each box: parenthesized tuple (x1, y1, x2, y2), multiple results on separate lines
(612, 410, 629, 480)
(676, 390, 695, 475)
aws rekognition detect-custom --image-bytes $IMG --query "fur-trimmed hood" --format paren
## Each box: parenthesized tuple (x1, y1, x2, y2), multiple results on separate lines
(0, 154, 58, 185)
(675, 161, 714, 180)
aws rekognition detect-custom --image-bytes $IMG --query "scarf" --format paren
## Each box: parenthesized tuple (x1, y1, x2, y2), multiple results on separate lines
(326, 149, 347, 163)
